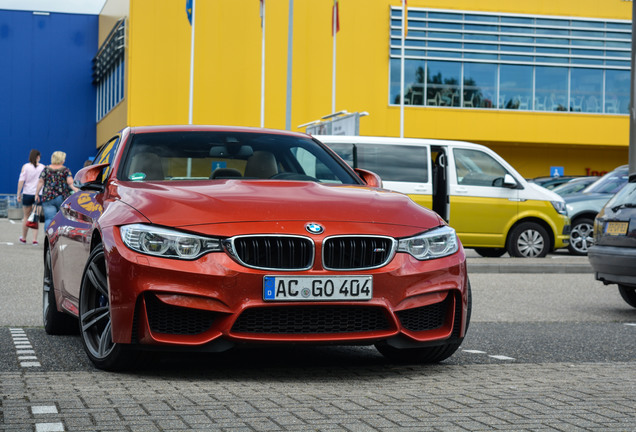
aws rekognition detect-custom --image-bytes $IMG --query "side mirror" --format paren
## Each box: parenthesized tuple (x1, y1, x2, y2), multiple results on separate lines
(74, 163, 109, 191)
(354, 168, 383, 188)
(503, 173, 518, 188)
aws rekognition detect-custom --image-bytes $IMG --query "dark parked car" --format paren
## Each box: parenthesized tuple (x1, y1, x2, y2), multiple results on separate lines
(588, 180, 636, 308)
(528, 175, 580, 190)
(43, 125, 471, 370)
(565, 165, 629, 255)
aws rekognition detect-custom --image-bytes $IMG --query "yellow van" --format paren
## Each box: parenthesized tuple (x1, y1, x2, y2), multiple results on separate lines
(316, 135, 570, 258)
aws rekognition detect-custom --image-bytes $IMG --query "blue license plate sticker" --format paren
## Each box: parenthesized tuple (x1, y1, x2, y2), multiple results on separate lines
(263, 276, 276, 300)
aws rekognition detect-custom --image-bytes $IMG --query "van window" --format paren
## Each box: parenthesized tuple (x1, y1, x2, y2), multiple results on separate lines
(330, 143, 428, 183)
(453, 148, 508, 187)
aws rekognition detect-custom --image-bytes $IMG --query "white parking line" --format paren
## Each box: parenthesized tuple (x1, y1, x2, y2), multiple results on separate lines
(10, 327, 41, 368)
(488, 354, 516, 361)
(32, 404, 63, 432)
(32, 406, 58, 415)
(35, 423, 64, 432)
(625, 323, 636, 327)
(462, 348, 515, 361)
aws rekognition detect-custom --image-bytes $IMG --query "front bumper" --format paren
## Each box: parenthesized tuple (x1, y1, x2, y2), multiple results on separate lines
(104, 229, 469, 350)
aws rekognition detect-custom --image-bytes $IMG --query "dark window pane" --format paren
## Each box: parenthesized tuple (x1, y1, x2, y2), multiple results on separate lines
(464, 24, 498, 32)
(535, 66, 568, 111)
(427, 61, 461, 107)
(464, 14, 499, 23)
(428, 12, 461, 21)
(536, 18, 569, 27)
(536, 28, 569, 36)
(463, 62, 497, 109)
(499, 64, 532, 110)
(571, 20, 604, 29)
(501, 17, 533, 24)
(605, 70, 630, 114)
(536, 37, 569, 45)
(571, 68, 602, 113)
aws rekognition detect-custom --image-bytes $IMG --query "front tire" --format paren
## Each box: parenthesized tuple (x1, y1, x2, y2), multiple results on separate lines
(43, 246, 77, 335)
(79, 244, 136, 371)
(618, 285, 636, 308)
(376, 281, 472, 363)
(568, 218, 594, 256)
(507, 222, 550, 258)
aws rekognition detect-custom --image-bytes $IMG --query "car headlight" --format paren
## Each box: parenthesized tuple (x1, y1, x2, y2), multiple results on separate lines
(397, 226, 459, 260)
(120, 224, 223, 259)
(551, 200, 567, 215)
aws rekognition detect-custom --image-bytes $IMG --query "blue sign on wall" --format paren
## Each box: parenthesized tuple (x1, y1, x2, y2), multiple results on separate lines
(0, 10, 98, 193)
(550, 166, 564, 177)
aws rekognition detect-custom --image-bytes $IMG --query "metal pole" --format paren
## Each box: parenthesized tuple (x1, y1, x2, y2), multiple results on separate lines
(629, 0, 636, 180)
(285, 0, 294, 130)
(260, 0, 266, 128)
(332, 0, 337, 115)
(399, 0, 405, 138)
(188, 0, 196, 125)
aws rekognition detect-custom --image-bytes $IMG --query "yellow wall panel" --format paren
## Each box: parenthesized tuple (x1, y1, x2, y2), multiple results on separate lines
(103, 0, 631, 176)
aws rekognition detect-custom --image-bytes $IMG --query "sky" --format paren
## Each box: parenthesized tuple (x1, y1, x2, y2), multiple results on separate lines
(0, 0, 107, 14)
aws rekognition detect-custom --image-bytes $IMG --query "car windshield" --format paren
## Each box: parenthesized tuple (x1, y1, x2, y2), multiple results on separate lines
(605, 181, 636, 208)
(119, 131, 359, 184)
(582, 168, 629, 194)
(551, 178, 595, 196)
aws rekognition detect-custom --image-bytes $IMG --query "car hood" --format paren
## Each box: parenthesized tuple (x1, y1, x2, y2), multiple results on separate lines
(115, 180, 441, 229)
(525, 182, 564, 202)
(564, 192, 611, 204)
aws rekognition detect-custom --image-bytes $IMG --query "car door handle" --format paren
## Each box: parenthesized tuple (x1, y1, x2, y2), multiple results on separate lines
(455, 187, 469, 194)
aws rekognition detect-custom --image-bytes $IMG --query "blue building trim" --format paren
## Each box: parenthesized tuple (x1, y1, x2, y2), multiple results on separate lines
(0, 9, 97, 194)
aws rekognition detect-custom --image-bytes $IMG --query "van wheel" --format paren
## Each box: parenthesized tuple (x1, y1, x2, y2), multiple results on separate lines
(507, 222, 549, 258)
(618, 285, 636, 308)
(474, 248, 507, 258)
(567, 218, 594, 256)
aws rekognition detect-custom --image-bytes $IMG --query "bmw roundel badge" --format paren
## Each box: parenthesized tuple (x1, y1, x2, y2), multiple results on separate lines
(305, 223, 324, 235)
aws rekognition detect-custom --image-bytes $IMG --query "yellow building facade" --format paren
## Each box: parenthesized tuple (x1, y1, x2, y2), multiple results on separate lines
(95, 0, 632, 178)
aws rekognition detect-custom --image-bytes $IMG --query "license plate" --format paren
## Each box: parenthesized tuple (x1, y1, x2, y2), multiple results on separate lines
(605, 221, 628, 236)
(263, 276, 372, 301)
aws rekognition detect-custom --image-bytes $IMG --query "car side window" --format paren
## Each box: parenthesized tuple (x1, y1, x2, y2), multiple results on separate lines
(330, 143, 428, 183)
(453, 148, 508, 187)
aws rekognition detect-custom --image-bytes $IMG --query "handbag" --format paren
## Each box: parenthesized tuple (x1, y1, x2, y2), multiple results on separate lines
(26, 207, 38, 229)
(37, 205, 45, 223)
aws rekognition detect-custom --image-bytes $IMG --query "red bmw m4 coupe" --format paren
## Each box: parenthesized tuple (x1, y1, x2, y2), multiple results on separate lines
(43, 125, 471, 370)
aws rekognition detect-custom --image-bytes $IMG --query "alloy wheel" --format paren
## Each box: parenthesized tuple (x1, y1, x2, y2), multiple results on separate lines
(568, 219, 594, 255)
(79, 246, 116, 361)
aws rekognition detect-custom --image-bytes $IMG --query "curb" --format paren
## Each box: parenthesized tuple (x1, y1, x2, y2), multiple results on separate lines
(467, 260, 593, 274)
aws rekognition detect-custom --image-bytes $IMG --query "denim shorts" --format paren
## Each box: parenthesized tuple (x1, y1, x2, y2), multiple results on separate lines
(22, 194, 36, 206)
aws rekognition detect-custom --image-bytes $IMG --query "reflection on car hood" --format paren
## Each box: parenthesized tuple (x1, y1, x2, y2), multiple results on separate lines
(116, 180, 440, 228)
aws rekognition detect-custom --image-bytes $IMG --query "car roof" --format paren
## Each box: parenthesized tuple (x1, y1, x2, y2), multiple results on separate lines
(126, 125, 311, 139)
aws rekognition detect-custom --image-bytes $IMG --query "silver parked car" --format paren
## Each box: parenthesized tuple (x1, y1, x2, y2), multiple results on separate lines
(564, 165, 629, 255)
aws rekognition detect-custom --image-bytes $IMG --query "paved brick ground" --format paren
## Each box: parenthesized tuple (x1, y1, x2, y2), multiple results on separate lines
(2, 362, 635, 431)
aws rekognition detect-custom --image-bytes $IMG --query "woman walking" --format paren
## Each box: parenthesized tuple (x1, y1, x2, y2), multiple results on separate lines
(35, 151, 79, 232)
(17, 149, 45, 245)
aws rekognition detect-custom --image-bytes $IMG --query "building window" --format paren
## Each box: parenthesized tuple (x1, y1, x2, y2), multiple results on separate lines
(389, 8, 631, 114)
(93, 19, 125, 122)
